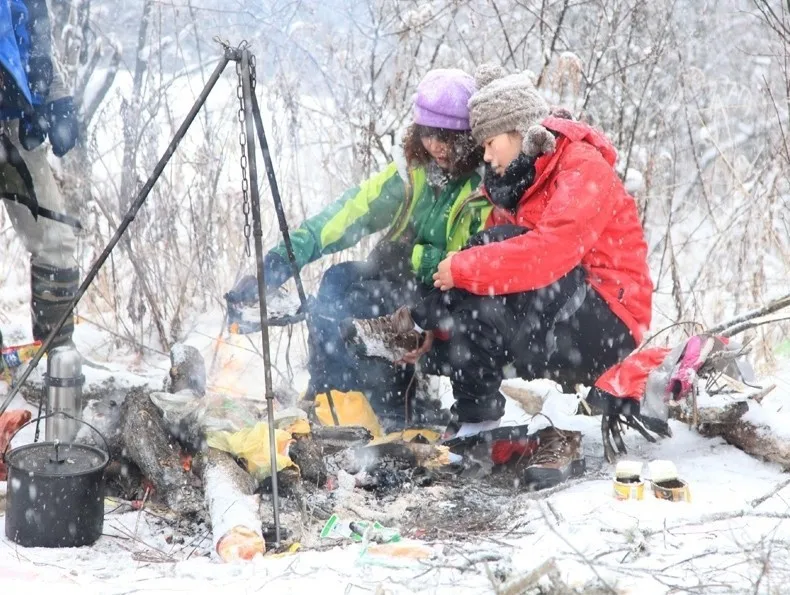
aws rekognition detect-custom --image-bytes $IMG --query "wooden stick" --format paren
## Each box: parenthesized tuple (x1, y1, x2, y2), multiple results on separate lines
(721, 315, 790, 338)
(133, 486, 150, 539)
(497, 559, 559, 595)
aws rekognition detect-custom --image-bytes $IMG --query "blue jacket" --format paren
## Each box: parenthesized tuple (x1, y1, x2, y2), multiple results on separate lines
(0, 0, 56, 118)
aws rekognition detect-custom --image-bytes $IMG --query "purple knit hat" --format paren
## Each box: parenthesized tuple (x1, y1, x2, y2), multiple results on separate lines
(413, 68, 476, 131)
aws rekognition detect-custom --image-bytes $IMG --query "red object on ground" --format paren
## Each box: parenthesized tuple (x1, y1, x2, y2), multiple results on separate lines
(491, 437, 538, 465)
(0, 410, 33, 480)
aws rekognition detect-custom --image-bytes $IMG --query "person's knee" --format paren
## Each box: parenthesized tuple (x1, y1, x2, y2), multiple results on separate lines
(319, 262, 356, 293)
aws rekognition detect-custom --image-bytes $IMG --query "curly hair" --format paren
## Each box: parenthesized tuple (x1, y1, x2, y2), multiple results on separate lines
(402, 124, 483, 178)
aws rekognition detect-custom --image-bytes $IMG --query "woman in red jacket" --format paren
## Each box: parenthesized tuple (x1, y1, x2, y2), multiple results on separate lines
(347, 63, 653, 487)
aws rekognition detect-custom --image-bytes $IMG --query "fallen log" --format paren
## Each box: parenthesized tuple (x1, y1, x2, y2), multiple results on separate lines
(710, 421, 790, 470)
(670, 387, 790, 469)
(669, 400, 749, 426)
(203, 447, 265, 561)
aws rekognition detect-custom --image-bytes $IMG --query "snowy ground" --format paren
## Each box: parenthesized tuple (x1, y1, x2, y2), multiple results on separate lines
(2, 304, 790, 594)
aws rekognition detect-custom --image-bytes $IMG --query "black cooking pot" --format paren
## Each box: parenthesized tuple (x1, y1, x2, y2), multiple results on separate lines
(3, 412, 109, 548)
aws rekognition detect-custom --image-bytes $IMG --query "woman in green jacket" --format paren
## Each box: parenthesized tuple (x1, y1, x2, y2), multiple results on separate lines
(226, 69, 491, 428)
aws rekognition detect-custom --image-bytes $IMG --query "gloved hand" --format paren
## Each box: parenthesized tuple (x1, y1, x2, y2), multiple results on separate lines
(263, 252, 294, 290)
(47, 97, 79, 157)
(589, 388, 671, 463)
(224, 253, 294, 305)
(367, 241, 412, 274)
(224, 274, 259, 304)
(19, 97, 79, 157)
(18, 109, 47, 152)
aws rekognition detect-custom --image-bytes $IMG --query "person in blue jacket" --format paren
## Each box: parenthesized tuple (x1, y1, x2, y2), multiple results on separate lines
(0, 0, 80, 348)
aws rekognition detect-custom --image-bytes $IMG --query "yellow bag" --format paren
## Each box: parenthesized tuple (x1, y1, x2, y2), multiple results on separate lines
(207, 422, 295, 480)
(314, 390, 383, 438)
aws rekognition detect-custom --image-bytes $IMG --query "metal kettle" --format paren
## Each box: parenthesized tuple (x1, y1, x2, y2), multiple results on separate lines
(45, 345, 84, 442)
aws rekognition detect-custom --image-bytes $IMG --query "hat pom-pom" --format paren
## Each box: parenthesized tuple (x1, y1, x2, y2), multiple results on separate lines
(474, 62, 507, 89)
(522, 124, 556, 157)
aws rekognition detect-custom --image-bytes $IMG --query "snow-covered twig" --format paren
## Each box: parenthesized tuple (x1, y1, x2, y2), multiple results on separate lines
(751, 477, 790, 509)
(536, 505, 618, 594)
(707, 292, 790, 335)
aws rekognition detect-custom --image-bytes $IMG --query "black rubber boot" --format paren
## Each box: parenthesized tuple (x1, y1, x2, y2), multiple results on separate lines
(31, 261, 79, 349)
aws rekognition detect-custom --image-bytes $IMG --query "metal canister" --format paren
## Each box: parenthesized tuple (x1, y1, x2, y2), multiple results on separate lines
(45, 345, 84, 442)
(613, 479, 646, 500)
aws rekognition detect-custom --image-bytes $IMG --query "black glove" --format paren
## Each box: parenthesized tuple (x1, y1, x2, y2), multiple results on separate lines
(367, 241, 412, 275)
(19, 97, 79, 156)
(224, 274, 259, 304)
(590, 387, 671, 463)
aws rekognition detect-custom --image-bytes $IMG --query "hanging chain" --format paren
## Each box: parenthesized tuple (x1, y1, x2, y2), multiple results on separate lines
(236, 55, 251, 256)
(233, 43, 256, 258)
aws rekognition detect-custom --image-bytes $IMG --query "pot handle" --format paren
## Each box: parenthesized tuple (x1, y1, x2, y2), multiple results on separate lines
(2, 411, 110, 462)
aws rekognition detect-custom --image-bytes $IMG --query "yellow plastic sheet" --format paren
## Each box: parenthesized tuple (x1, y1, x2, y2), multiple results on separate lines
(369, 428, 442, 445)
(207, 422, 295, 480)
(314, 390, 383, 438)
(283, 418, 311, 436)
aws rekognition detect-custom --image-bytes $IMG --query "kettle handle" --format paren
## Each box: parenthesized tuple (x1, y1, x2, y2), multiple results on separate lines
(2, 411, 110, 462)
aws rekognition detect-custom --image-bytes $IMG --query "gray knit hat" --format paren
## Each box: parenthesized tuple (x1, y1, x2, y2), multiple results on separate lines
(468, 63, 556, 157)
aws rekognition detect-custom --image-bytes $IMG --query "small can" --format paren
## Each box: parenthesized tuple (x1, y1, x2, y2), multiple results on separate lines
(651, 480, 691, 503)
(613, 479, 645, 500)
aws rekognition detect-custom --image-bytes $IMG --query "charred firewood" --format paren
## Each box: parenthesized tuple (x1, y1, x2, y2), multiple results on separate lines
(166, 343, 207, 395)
(288, 437, 328, 486)
(104, 459, 145, 500)
(120, 386, 204, 515)
(310, 425, 372, 453)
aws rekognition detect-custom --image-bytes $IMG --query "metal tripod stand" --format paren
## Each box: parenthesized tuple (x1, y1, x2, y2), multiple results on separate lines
(0, 41, 305, 545)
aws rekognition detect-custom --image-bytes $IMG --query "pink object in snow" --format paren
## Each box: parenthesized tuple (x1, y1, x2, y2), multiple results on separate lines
(667, 335, 715, 402)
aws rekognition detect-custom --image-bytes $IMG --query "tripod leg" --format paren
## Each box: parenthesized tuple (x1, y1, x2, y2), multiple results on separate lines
(240, 49, 282, 546)
(248, 90, 309, 312)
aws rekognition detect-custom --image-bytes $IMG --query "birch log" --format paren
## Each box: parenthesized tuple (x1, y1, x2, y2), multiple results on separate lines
(203, 447, 265, 561)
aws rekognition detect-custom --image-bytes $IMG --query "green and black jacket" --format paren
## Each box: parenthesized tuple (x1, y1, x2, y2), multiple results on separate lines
(270, 163, 493, 285)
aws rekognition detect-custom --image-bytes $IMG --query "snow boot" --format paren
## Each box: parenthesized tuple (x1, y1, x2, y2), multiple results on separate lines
(31, 262, 79, 349)
(523, 427, 586, 490)
(341, 306, 423, 363)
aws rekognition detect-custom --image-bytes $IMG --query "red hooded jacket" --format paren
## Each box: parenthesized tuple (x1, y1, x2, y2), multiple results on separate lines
(450, 117, 653, 343)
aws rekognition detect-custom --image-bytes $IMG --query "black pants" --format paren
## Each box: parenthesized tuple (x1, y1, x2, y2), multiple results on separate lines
(416, 241, 636, 423)
(306, 256, 428, 428)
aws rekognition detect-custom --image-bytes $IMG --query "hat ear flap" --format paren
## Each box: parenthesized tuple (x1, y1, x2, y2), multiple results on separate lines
(520, 124, 556, 157)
